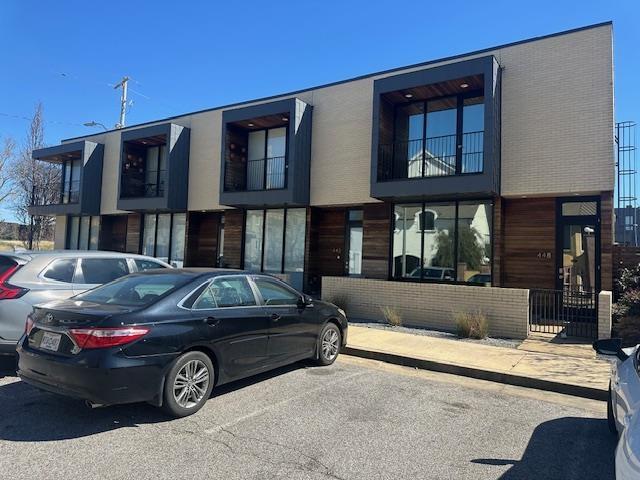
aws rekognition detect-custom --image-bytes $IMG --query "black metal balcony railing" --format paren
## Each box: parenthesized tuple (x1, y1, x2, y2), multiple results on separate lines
(225, 156, 287, 192)
(120, 169, 166, 198)
(378, 131, 484, 181)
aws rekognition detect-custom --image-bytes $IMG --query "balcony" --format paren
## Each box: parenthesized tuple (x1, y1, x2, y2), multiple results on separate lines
(220, 97, 312, 208)
(378, 131, 484, 181)
(370, 55, 501, 201)
(28, 141, 104, 216)
(117, 123, 190, 212)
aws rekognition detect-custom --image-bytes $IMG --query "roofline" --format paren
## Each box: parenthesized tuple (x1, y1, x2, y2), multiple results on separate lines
(62, 20, 612, 143)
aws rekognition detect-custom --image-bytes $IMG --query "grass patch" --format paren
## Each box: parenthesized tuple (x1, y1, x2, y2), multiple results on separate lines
(455, 310, 488, 339)
(0, 239, 54, 251)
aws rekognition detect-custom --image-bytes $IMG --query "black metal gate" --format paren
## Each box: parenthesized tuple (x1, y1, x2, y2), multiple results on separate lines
(529, 289, 597, 339)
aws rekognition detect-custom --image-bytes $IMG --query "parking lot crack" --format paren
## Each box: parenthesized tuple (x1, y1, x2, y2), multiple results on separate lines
(215, 426, 349, 480)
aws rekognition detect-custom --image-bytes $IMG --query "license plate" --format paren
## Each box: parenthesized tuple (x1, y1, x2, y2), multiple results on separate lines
(40, 331, 62, 352)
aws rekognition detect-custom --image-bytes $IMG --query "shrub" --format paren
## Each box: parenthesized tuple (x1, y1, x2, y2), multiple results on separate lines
(380, 306, 402, 327)
(616, 265, 640, 296)
(613, 289, 640, 322)
(455, 311, 489, 339)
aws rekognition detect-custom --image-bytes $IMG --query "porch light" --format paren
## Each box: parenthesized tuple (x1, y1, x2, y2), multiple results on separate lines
(404, 93, 413, 98)
(460, 83, 469, 89)
(282, 117, 288, 121)
(248, 123, 255, 127)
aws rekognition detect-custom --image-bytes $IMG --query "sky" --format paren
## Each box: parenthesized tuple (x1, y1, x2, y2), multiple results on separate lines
(0, 0, 638, 221)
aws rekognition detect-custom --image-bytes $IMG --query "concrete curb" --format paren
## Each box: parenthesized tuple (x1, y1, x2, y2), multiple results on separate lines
(343, 346, 608, 402)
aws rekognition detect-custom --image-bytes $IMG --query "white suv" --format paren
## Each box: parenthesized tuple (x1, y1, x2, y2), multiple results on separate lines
(0, 250, 171, 355)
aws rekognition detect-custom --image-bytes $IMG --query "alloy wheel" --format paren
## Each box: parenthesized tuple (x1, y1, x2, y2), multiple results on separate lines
(321, 328, 340, 361)
(173, 359, 210, 409)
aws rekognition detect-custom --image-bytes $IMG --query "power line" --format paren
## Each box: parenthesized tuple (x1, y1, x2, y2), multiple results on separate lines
(0, 112, 85, 128)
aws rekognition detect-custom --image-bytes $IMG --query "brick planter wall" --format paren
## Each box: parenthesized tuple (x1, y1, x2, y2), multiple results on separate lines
(321, 277, 530, 339)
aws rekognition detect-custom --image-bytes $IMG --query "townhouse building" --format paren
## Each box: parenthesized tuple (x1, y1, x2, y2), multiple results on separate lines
(30, 22, 615, 338)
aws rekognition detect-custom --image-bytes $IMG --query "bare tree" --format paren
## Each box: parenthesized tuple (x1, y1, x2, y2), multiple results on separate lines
(0, 137, 15, 206)
(9, 103, 60, 249)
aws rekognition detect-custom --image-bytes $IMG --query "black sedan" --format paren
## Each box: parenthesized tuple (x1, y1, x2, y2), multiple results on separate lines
(17, 269, 348, 417)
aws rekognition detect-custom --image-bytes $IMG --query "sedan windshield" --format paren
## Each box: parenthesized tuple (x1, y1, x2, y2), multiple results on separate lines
(74, 273, 191, 307)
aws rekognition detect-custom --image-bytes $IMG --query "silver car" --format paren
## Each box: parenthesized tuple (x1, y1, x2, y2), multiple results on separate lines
(594, 338, 640, 479)
(0, 250, 171, 355)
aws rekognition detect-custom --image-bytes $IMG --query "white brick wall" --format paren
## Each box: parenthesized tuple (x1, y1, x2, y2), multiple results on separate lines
(598, 291, 612, 340)
(321, 276, 530, 339)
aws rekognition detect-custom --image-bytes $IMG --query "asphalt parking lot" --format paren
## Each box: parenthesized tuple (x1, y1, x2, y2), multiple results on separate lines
(0, 354, 616, 480)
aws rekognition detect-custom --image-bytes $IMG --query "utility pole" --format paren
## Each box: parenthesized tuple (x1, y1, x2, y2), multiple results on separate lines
(114, 76, 129, 129)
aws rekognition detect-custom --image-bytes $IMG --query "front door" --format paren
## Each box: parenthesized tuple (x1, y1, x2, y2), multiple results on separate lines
(554, 198, 600, 337)
(556, 199, 600, 293)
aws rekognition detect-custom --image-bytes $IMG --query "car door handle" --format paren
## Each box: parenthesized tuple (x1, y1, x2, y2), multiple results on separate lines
(205, 317, 220, 326)
(271, 314, 281, 322)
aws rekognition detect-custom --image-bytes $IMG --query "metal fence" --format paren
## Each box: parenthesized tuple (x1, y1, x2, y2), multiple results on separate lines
(529, 288, 597, 338)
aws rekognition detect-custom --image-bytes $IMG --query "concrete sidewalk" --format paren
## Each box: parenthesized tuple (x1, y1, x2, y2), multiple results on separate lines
(344, 325, 611, 400)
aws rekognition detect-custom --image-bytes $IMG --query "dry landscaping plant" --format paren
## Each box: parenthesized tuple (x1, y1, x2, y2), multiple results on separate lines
(455, 311, 489, 339)
(380, 306, 402, 327)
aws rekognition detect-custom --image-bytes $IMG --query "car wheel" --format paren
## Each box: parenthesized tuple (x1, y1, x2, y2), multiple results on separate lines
(314, 322, 341, 366)
(161, 351, 214, 418)
(608, 382, 618, 435)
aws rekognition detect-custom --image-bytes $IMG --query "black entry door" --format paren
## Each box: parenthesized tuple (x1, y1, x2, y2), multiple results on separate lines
(553, 198, 600, 338)
(556, 198, 600, 293)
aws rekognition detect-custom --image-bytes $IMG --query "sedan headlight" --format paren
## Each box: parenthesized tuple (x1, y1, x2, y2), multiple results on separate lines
(337, 308, 346, 318)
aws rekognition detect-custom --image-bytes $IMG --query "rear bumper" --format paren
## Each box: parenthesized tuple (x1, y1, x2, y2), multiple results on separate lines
(0, 339, 18, 356)
(17, 339, 177, 405)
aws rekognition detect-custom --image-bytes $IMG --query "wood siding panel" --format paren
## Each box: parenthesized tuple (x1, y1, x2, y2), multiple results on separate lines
(99, 215, 127, 252)
(308, 207, 347, 293)
(362, 203, 391, 279)
(601, 191, 613, 291)
(125, 214, 142, 254)
(185, 212, 220, 267)
(223, 210, 244, 269)
(502, 197, 556, 289)
(492, 197, 503, 287)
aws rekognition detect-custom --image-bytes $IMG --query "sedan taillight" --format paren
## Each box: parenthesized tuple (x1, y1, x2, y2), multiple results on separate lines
(0, 265, 28, 300)
(69, 327, 150, 349)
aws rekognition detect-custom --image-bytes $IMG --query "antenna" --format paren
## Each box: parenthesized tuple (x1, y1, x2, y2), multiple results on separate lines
(113, 76, 130, 129)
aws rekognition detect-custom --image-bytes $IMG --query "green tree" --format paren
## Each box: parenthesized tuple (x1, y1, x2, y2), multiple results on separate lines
(433, 225, 485, 270)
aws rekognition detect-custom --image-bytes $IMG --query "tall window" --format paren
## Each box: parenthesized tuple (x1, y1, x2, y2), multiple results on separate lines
(389, 95, 484, 179)
(62, 159, 81, 204)
(347, 210, 363, 275)
(247, 127, 287, 190)
(68, 216, 100, 250)
(142, 213, 186, 267)
(122, 143, 166, 198)
(393, 201, 492, 284)
(244, 208, 307, 282)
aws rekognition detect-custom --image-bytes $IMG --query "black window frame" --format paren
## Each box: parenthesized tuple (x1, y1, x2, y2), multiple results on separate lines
(388, 90, 485, 179)
(242, 207, 307, 275)
(141, 212, 186, 266)
(246, 126, 289, 191)
(66, 215, 100, 250)
(391, 199, 494, 286)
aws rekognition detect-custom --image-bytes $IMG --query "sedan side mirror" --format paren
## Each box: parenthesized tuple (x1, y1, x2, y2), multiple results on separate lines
(297, 295, 313, 309)
(593, 338, 628, 361)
